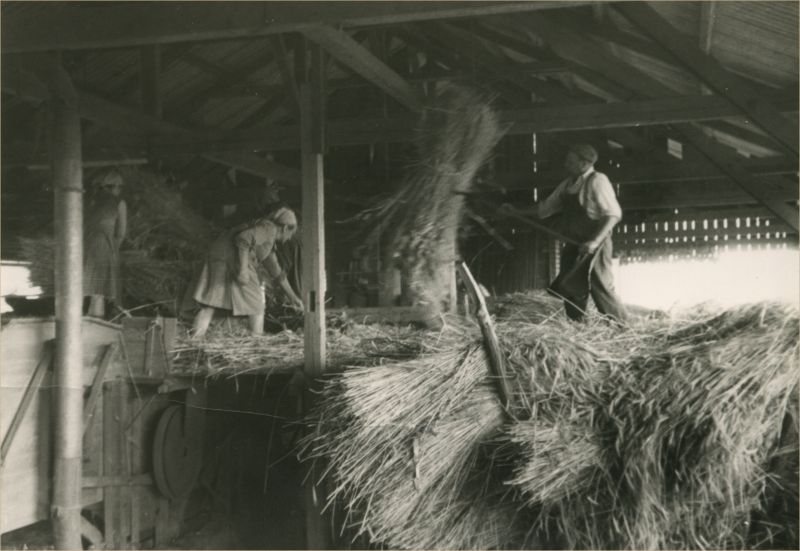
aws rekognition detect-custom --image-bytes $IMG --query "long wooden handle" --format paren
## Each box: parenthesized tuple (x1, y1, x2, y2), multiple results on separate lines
(500, 207, 580, 246)
(456, 261, 516, 419)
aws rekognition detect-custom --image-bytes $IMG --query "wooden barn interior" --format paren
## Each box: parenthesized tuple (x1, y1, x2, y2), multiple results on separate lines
(1, 1, 798, 550)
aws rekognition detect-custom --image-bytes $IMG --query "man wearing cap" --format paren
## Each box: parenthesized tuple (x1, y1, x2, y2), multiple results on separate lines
(535, 144, 627, 323)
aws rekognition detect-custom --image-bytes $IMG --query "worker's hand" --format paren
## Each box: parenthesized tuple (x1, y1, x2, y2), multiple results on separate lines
(289, 296, 304, 312)
(236, 271, 249, 286)
(577, 240, 600, 259)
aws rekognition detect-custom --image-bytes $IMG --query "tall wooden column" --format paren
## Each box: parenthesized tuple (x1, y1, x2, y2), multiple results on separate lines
(49, 57, 84, 550)
(300, 48, 326, 376)
(300, 43, 329, 549)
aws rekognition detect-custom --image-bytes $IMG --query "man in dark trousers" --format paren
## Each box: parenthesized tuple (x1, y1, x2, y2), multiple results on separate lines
(536, 144, 627, 323)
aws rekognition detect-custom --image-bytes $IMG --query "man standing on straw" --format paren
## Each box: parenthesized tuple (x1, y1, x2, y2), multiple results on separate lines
(533, 144, 627, 323)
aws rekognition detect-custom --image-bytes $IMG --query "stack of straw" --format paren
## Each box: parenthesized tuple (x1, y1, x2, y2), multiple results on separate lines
(303, 297, 799, 550)
(170, 316, 455, 377)
(17, 167, 215, 311)
(355, 86, 504, 315)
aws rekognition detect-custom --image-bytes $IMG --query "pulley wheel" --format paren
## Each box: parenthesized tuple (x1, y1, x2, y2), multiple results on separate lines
(152, 404, 202, 500)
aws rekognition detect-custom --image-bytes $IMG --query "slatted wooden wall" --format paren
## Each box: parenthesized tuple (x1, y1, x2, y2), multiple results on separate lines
(616, 207, 798, 263)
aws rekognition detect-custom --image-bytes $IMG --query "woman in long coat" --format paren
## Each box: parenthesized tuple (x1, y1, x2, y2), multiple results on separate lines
(84, 170, 127, 318)
(190, 206, 304, 338)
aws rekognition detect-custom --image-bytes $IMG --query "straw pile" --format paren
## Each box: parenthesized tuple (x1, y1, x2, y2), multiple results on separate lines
(17, 167, 214, 311)
(303, 298, 799, 550)
(170, 316, 446, 377)
(354, 86, 503, 315)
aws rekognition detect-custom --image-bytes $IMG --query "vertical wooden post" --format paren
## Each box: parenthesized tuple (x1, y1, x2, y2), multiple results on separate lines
(301, 46, 326, 378)
(300, 42, 329, 550)
(532, 231, 541, 289)
(140, 45, 162, 118)
(103, 382, 121, 549)
(49, 55, 84, 551)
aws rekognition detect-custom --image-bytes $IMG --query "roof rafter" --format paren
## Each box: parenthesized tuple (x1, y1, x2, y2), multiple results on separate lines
(2, 1, 591, 53)
(172, 44, 276, 122)
(514, 11, 799, 230)
(302, 25, 422, 111)
(614, 2, 798, 157)
(56, 93, 793, 156)
(2, 65, 303, 185)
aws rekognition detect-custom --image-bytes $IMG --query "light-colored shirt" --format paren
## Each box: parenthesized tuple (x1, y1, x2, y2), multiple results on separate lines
(537, 168, 622, 220)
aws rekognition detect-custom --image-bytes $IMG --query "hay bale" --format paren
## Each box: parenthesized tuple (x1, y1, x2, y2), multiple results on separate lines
(305, 343, 533, 549)
(304, 299, 799, 550)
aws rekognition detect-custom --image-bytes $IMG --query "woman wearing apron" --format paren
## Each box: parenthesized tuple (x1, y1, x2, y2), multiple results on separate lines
(190, 206, 304, 338)
(84, 170, 127, 318)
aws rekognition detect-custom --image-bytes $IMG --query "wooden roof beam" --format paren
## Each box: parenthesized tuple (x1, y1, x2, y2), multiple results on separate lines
(514, 11, 799, 230)
(172, 45, 276, 121)
(395, 27, 532, 107)
(545, 10, 790, 105)
(302, 25, 422, 111)
(614, 2, 798, 157)
(270, 35, 302, 117)
(699, 1, 717, 55)
(2, 2, 591, 53)
(109, 93, 797, 155)
(2, 66, 303, 185)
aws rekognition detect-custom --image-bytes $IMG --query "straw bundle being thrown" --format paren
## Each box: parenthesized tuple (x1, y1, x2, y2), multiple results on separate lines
(303, 298, 799, 550)
(354, 86, 504, 316)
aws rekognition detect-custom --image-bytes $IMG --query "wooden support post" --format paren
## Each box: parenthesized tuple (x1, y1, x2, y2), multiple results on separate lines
(301, 57, 326, 378)
(119, 383, 132, 548)
(103, 382, 122, 549)
(300, 42, 329, 550)
(49, 55, 84, 551)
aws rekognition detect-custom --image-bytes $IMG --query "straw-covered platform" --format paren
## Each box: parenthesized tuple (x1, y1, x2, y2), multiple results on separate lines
(166, 291, 798, 549)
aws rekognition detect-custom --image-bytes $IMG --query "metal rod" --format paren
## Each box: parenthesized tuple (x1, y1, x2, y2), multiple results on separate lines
(50, 57, 84, 550)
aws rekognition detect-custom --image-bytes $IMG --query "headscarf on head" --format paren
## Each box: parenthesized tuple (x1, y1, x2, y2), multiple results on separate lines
(569, 144, 598, 164)
(100, 170, 124, 190)
(270, 206, 297, 228)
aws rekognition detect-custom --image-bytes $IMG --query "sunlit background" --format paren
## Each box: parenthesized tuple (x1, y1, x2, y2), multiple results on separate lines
(0, 262, 43, 313)
(616, 248, 799, 312)
(2, 250, 799, 315)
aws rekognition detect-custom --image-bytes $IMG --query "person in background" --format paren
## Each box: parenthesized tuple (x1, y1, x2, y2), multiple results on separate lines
(533, 144, 627, 323)
(84, 170, 127, 318)
(189, 206, 304, 338)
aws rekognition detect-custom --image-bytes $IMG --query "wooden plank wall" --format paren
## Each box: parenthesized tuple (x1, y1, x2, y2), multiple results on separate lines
(464, 227, 553, 296)
(617, 207, 799, 263)
(0, 317, 117, 532)
(1, 316, 180, 544)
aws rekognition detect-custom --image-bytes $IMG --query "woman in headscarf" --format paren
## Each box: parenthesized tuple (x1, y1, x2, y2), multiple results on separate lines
(84, 170, 127, 318)
(190, 205, 304, 338)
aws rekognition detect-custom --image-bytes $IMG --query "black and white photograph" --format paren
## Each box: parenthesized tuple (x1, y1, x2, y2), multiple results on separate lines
(0, 1, 798, 549)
